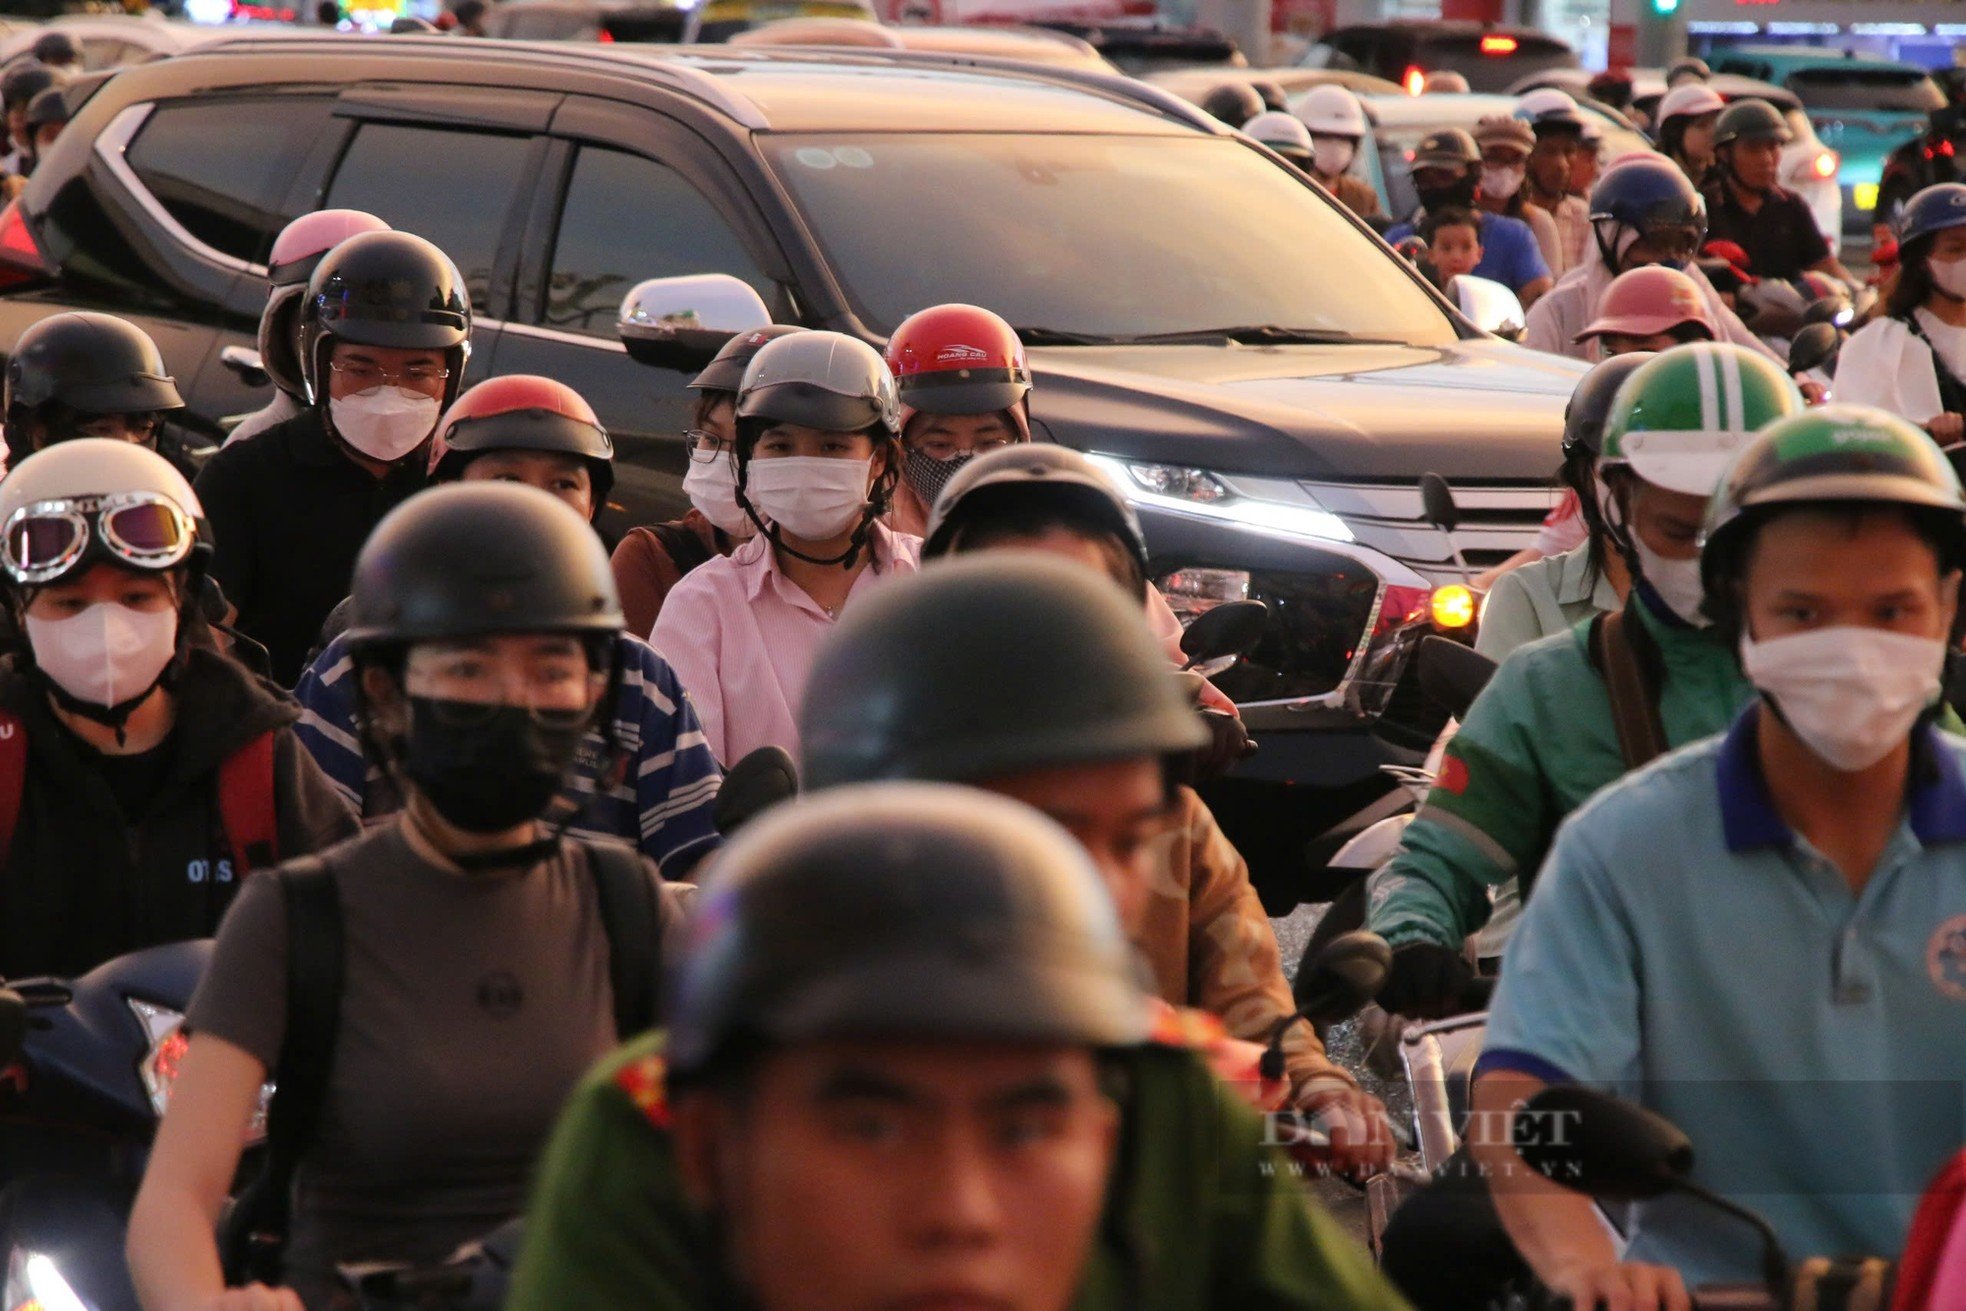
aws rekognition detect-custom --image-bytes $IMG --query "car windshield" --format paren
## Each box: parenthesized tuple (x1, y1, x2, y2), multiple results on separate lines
(762, 133, 1457, 344)
(1786, 68, 1944, 114)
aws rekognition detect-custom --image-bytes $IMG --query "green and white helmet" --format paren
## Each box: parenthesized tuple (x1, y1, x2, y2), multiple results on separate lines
(1599, 343, 1805, 498)
(1702, 404, 1966, 564)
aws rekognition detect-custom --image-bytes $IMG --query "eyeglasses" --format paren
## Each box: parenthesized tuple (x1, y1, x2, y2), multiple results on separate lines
(685, 428, 735, 464)
(328, 359, 452, 390)
(3, 492, 197, 586)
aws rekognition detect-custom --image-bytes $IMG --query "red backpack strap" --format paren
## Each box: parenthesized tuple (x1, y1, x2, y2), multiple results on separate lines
(218, 730, 279, 878)
(0, 710, 24, 868)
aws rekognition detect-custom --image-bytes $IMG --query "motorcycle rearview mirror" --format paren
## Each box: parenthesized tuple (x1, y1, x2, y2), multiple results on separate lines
(1417, 634, 1497, 720)
(1292, 930, 1393, 1025)
(0, 987, 23, 1068)
(714, 745, 800, 837)
(1788, 321, 1843, 377)
(1516, 1085, 1793, 1299)
(1419, 472, 1460, 532)
(617, 274, 772, 372)
(1179, 599, 1269, 671)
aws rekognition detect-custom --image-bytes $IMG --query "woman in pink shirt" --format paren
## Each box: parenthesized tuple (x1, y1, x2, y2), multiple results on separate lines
(651, 331, 920, 765)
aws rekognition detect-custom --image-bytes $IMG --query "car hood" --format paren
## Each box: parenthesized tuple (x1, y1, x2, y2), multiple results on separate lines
(1027, 338, 1581, 482)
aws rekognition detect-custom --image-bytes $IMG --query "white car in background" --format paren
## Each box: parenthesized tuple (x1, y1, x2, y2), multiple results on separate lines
(1510, 67, 1843, 255)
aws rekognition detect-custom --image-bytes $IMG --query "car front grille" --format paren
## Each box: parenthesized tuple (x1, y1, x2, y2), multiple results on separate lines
(1300, 477, 1564, 582)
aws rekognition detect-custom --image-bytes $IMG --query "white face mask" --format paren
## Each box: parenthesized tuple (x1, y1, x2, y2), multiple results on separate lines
(1311, 137, 1355, 178)
(1481, 164, 1525, 200)
(26, 602, 178, 710)
(1630, 536, 1710, 627)
(744, 456, 875, 543)
(329, 386, 441, 463)
(1931, 254, 1966, 300)
(682, 454, 754, 537)
(1740, 627, 1945, 772)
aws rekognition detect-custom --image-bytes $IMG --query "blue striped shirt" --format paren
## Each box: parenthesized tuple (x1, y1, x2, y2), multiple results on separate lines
(293, 632, 723, 876)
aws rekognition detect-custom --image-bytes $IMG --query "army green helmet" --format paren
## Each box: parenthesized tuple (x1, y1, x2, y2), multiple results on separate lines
(1701, 405, 1966, 565)
(1599, 343, 1805, 498)
(1711, 97, 1793, 149)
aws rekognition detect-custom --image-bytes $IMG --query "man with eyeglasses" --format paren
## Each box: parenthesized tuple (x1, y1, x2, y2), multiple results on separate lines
(2, 312, 195, 478)
(195, 231, 472, 684)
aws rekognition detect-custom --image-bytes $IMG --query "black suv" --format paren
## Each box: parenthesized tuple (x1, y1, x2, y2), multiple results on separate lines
(0, 34, 1581, 895)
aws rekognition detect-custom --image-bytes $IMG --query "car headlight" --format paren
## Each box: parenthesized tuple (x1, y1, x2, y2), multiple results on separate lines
(1159, 567, 1251, 624)
(1087, 455, 1355, 545)
(6, 1250, 89, 1311)
(130, 999, 272, 1145)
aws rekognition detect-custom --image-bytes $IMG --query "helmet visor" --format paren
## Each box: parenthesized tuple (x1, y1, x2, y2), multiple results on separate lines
(3, 493, 196, 586)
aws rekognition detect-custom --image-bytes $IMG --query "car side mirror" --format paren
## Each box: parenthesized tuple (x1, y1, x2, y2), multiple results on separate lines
(219, 345, 269, 389)
(617, 274, 772, 372)
(1292, 930, 1392, 1025)
(714, 745, 800, 837)
(1179, 599, 1269, 671)
(1453, 275, 1526, 340)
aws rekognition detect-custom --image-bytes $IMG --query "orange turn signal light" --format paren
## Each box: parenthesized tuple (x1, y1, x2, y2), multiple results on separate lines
(1431, 584, 1477, 630)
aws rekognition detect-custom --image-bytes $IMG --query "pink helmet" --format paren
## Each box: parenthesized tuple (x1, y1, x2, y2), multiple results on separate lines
(259, 210, 392, 400)
(1577, 265, 1717, 342)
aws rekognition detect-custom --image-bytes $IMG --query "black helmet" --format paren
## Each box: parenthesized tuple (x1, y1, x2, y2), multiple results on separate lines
(666, 781, 1151, 1078)
(922, 444, 1147, 574)
(688, 323, 807, 395)
(1411, 128, 1481, 171)
(30, 32, 78, 66)
(1250, 78, 1288, 113)
(1666, 57, 1711, 86)
(0, 63, 55, 116)
(23, 85, 68, 133)
(1200, 81, 1265, 127)
(342, 482, 622, 653)
(297, 230, 472, 408)
(1712, 98, 1793, 149)
(5, 312, 184, 456)
(800, 553, 1207, 789)
(1562, 351, 1655, 459)
(389, 15, 438, 31)
(1588, 156, 1706, 268)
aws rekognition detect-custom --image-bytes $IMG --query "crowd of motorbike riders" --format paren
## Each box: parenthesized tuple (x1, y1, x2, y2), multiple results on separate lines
(1, 46, 1965, 1311)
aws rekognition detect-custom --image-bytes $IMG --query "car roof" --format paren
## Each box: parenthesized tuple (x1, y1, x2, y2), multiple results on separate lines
(183, 32, 1217, 135)
(1330, 20, 1561, 39)
(1145, 64, 1402, 100)
(1506, 66, 1803, 114)
(1719, 45, 1926, 74)
(728, 18, 1114, 72)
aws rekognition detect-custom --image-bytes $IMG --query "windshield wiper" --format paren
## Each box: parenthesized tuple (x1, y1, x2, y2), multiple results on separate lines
(1122, 325, 1404, 346)
(1010, 326, 1127, 345)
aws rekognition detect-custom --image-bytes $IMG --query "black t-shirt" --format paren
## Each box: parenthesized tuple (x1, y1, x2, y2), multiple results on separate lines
(78, 735, 176, 821)
(194, 410, 427, 686)
(1700, 180, 1831, 283)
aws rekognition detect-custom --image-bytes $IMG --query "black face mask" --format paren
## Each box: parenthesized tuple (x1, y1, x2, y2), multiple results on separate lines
(403, 695, 589, 834)
(902, 448, 974, 508)
(1419, 176, 1479, 213)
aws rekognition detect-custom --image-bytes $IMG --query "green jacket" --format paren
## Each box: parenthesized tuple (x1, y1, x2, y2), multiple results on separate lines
(507, 1031, 1410, 1311)
(1369, 592, 1753, 951)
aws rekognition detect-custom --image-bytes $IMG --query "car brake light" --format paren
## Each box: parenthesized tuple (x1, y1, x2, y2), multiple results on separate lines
(1402, 65, 1425, 96)
(1479, 35, 1518, 55)
(1373, 584, 1431, 638)
(0, 201, 50, 291)
(1810, 149, 1839, 180)
(598, 27, 614, 41)
(1942, 140, 1957, 159)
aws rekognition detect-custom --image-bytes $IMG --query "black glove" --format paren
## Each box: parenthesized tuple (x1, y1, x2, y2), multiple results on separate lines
(1377, 943, 1476, 1020)
(1175, 708, 1258, 786)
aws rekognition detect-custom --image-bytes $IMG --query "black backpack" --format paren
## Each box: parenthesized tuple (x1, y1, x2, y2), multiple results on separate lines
(219, 838, 662, 1285)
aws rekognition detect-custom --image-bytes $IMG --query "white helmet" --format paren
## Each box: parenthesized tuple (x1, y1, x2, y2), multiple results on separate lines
(1243, 110, 1313, 156)
(1655, 83, 1726, 125)
(1516, 87, 1582, 120)
(1297, 84, 1367, 140)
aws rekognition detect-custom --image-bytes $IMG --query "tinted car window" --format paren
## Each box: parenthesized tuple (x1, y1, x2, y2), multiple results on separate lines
(324, 123, 535, 309)
(1414, 33, 1577, 93)
(545, 145, 769, 337)
(126, 96, 335, 263)
(1785, 68, 1944, 114)
(765, 133, 1455, 344)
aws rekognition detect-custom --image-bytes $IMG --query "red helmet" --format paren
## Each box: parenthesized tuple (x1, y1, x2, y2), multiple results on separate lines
(1577, 265, 1717, 343)
(430, 375, 615, 508)
(885, 303, 1032, 440)
(1701, 239, 1756, 283)
(267, 209, 391, 289)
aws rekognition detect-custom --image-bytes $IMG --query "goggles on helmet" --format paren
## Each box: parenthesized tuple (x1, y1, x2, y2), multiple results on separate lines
(3, 492, 197, 586)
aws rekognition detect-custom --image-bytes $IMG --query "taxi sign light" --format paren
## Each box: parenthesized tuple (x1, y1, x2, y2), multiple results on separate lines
(1479, 35, 1518, 55)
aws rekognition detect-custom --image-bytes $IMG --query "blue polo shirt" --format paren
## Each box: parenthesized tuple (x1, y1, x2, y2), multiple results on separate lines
(1384, 210, 1551, 296)
(1482, 708, 1966, 1285)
